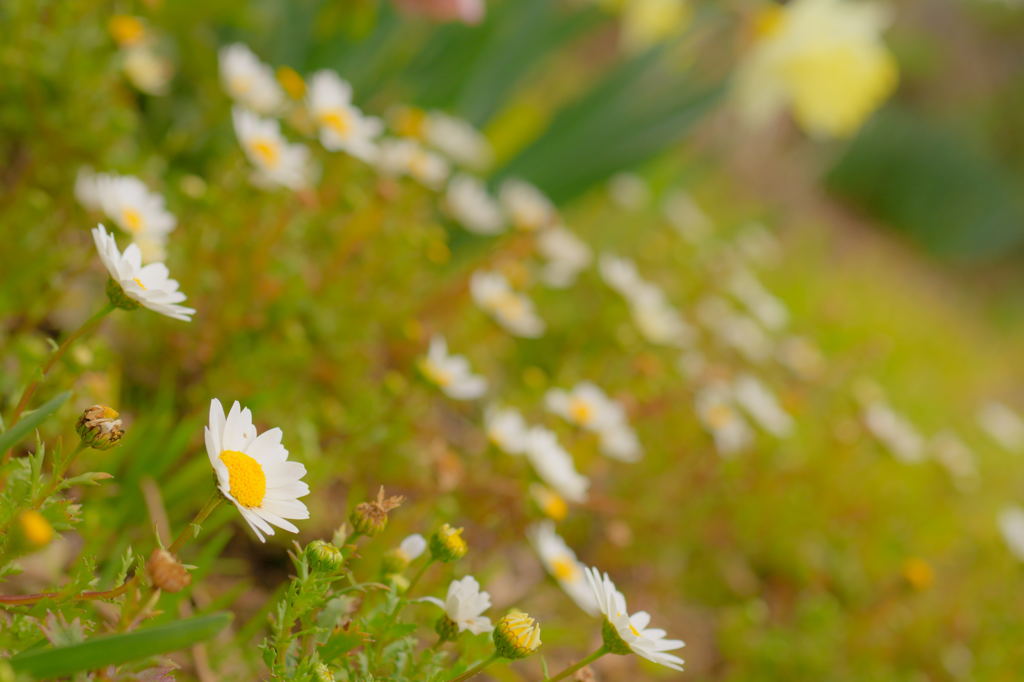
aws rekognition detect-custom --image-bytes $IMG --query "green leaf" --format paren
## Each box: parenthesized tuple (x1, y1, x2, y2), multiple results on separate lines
(0, 391, 71, 455)
(8, 612, 232, 679)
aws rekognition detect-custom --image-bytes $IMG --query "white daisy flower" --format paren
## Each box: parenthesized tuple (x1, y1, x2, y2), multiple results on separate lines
(470, 270, 545, 338)
(232, 108, 313, 190)
(419, 335, 487, 400)
(93, 173, 176, 258)
(528, 522, 598, 615)
(75, 167, 103, 211)
(596, 421, 643, 463)
(862, 400, 925, 463)
(977, 401, 1024, 452)
(424, 112, 492, 171)
(599, 253, 645, 299)
(306, 70, 382, 162)
(931, 431, 979, 492)
(735, 221, 783, 268)
(122, 45, 173, 96)
(204, 398, 310, 543)
(92, 224, 194, 322)
(696, 296, 774, 364)
(662, 190, 712, 243)
(537, 226, 591, 288)
(695, 382, 753, 456)
(545, 382, 623, 434)
(999, 507, 1024, 562)
(733, 374, 793, 437)
(397, 533, 427, 562)
(422, 576, 493, 634)
(523, 427, 589, 503)
(445, 174, 505, 235)
(584, 566, 685, 671)
(499, 179, 556, 232)
(484, 406, 530, 455)
(376, 138, 449, 190)
(628, 282, 695, 348)
(219, 43, 285, 115)
(727, 269, 789, 332)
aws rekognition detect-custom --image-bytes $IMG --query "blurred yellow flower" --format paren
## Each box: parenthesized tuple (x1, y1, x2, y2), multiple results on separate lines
(902, 558, 934, 591)
(734, 0, 898, 138)
(18, 510, 54, 548)
(276, 66, 306, 100)
(108, 15, 146, 48)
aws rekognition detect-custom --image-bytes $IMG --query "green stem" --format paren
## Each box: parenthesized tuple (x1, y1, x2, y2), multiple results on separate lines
(4, 303, 115, 450)
(169, 494, 223, 554)
(448, 652, 501, 682)
(542, 646, 609, 682)
(405, 556, 433, 597)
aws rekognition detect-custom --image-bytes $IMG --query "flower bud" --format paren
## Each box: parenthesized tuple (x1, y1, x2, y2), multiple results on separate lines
(306, 540, 345, 574)
(492, 611, 541, 659)
(106, 278, 140, 311)
(380, 549, 408, 576)
(147, 548, 191, 592)
(350, 487, 405, 537)
(385, 573, 410, 594)
(435, 614, 460, 642)
(18, 510, 54, 548)
(429, 523, 467, 563)
(76, 405, 125, 450)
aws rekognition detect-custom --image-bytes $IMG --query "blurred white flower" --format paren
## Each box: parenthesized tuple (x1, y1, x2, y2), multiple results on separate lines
(695, 382, 753, 456)
(523, 427, 589, 503)
(584, 566, 686, 671)
(977, 401, 1024, 452)
(307, 70, 382, 162)
(733, 374, 793, 437)
(530, 483, 569, 522)
(998, 506, 1024, 562)
(735, 221, 783, 269)
(219, 43, 285, 115)
(662, 190, 712, 243)
(546, 382, 641, 461)
(527, 522, 598, 615)
(445, 174, 505, 235)
(204, 398, 310, 542)
(862, 401, 925, 463)
(92, 173, 176, 261)
(232, 108, 313, 190)
(776, 335, 825, 381)
(470, 270, 545, 338)
(424, 112, 491, 170)
(500, 179, 556, 232)
(376, 138, 449, 189)
(537, 226, 591, 288)
(607, 172, 651, 210)
(599, 253, 645, 298)
(422, 576, 493, 634)
(733, 0, 898, 138)
(485, 406, 530, 455)
(122, 45, 173, 96)
(600, 253, 693, 347)
(419, 335, 487, 400)
(92, 224, 194, 322)
(727, 269, 789, 332)
(930, 431, 979, 492)
(397, 533, 427, 562)
(597, 421, 643, 462)
(696, 296, 774, 364)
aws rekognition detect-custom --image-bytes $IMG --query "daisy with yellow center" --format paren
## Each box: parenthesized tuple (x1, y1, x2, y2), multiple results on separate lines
(484, 406, 530, 455)
(79, 170, 176, 263)
(470, 270, 545, 338)
(219, 43, 285, 115)
(205, 398, 310, 542)
(419, 335, 487, 400)
(545, 383, 642, 462)
(695, 382, 753, 457)
(499, 178, 556, 231)
(232, 108, 313, 190)
(306, 70, 382, 162)
(376, 138, 450, 190)
(530, 484, 568, 522)
(528, 522, 598, 615)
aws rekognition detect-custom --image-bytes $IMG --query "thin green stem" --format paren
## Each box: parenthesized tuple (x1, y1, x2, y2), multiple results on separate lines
(169, 494, 223, 554)
(542, 646, 609, 682)
(405, 556, 433, 597)
(448, 652, 501, 682)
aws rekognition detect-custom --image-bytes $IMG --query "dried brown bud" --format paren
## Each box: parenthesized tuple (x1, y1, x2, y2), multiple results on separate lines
(76, 405, 125, 450)
(574, 667, 596, 682)
(350, 487, 405, 536)
(147, 548, 191, 592)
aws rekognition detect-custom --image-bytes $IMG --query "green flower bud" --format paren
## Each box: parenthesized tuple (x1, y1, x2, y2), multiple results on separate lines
(492, 611, 541, 659)
(429, 523, 467, 563)
(435, 614, 459, 642)
(106, 277, 140, 311)
(76, 405, 125, 450)
(380, 548, 409, 575)
(306, 540, 345, 574)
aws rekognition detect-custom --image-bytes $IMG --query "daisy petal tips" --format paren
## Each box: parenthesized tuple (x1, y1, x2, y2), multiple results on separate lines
(205, 398, 310, 543)
(92, 224, 195, 321)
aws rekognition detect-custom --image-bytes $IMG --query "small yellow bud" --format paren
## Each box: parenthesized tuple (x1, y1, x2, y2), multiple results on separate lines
(18, 510, 54, 548)
(147, 548, 191, 592)
(306, 540, 345, 574)
(493, 611, 541, 659)
(76, 405, 125, 450)
(429, 523, 467, 563)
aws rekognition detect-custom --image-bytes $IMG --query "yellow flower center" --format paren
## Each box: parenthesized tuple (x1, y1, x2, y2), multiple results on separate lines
(492, 292, 527, 321)
(568, 398, 594, 425)
(320, 109, 353, 137)
(408, 151, 432, 180)
(552, 556, 578, 582)
(219, 450, 266, 508)
(539, 490, 567, 521)
(132, 277, 147, 290)
(108, 15, 146, 47)
(707, 403, 734, 430)
(276, 66, 306, 99)
(121, 208, 144, 233)
(629, 622, 642, 637)
(229, 75, 252, 95)
(502, 612, 541, 650)
(19, 510, 54, 547)
(393, 107, 427, 139)
(422, 359, 453, 387)
(250, 138, 281, 168)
